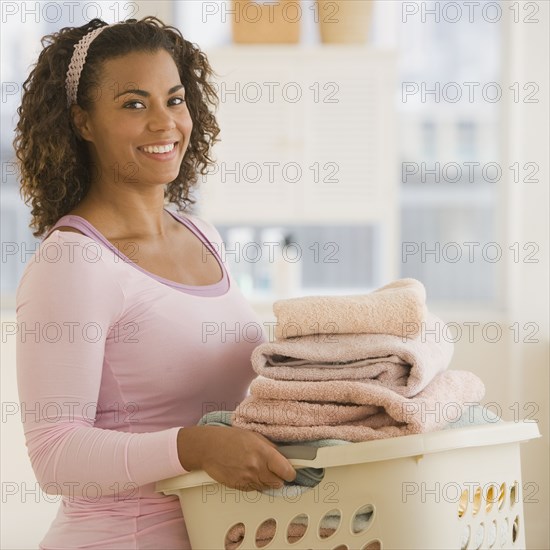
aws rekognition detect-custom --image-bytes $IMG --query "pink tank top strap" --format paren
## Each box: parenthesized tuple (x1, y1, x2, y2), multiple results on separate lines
(43, 215, 108, 244)
(42, 210, 230, 296)
(165, 209, 224, 265)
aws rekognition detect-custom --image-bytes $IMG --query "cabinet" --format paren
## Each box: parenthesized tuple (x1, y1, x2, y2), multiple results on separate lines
(197, 45, 399, 284)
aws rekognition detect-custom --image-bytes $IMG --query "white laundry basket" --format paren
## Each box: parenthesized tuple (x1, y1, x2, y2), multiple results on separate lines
(155, 421, 540, 550)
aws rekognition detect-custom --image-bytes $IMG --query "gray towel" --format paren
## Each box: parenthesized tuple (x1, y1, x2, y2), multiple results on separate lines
(197, 410, 347, 494)
(197, 405, 500, 498)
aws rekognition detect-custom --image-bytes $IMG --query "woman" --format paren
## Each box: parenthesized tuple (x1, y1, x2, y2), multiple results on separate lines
(14, 16, 295, 549)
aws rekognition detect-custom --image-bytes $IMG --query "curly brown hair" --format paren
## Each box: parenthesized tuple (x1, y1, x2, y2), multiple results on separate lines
(13, 16, 221, 239)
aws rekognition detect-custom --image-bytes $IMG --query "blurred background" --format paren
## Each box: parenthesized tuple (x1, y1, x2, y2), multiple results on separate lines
(1, 1, 548, 548)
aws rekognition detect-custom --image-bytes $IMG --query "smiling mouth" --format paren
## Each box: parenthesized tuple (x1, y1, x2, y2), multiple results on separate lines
(138, 141, 179, 154)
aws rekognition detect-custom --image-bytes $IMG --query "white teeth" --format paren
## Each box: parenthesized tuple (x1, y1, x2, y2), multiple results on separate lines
(141, 143, 175, 154)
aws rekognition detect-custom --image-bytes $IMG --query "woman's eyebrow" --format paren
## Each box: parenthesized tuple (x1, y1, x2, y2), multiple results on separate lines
(114, 84, 184, 100)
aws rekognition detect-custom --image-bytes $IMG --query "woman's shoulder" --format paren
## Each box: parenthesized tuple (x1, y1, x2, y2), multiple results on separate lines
(54, 226, 87, 235)
(42, 204, 99, 240)
(16, 229, 125, 315)
(27, 229, 116, 276)
(23, 224, 123, 294)
(173, 208, 209, 226)
(41, 224, 105, 249)
(171, 209, 223, 242)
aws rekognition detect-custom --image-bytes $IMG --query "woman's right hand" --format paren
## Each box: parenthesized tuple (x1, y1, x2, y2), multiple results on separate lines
(177, 425, 297, 492)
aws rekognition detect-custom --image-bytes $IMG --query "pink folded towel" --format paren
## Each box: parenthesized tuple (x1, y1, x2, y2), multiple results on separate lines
(253, 311, 453, 397)
(231, 398, 380, 427)
(232, 370, 485, 442)
(273, 278, 427, 340)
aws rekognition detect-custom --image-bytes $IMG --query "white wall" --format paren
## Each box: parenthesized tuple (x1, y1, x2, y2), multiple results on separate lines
(502, 1, 550, 546)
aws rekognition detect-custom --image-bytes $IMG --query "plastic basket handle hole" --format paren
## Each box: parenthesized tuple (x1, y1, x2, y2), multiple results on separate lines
(459, 489, 469, 518)
(255, 518, 276, 548)
(361, 541, 382, 550)
(352, 503, 375, 534)
(512, 515, 520, 543)
(286, 513, 308, 544)
(224, 522, 245, 550)
(472, 486, 482, 516)
(509, 481, 519, 509)
(319, 508, 342, 539)
(498, 482, 507, 511)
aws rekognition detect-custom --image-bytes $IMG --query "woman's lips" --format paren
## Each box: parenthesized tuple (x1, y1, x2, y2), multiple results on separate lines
(138, 141, 179, 161)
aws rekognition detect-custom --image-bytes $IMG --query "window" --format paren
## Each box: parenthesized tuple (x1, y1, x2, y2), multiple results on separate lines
(214, 223, 379, 299)
(1, 1, 505, 310)
(0, 4, 138, 302)
(396, 0, 502, 306)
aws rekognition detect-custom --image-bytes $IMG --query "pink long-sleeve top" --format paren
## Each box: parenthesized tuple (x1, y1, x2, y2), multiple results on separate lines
(16, 207, 267, 549)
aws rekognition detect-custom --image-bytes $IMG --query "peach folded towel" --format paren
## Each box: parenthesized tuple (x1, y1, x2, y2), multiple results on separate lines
(232, 370, 485, 442)
(253, 311, 452, 397)
(273, 278, 427, 340)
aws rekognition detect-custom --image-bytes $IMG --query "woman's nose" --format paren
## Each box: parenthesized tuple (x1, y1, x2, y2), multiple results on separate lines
(146, 103, 177, 132)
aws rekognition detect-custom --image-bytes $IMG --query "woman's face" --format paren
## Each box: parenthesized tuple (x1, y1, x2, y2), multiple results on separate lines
(74, 48, 193, 188)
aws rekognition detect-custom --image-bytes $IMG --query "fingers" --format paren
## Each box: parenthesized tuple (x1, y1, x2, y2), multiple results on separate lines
(252, 432, 279, 449)
(209, 427, 297, 492)
(240, 454, 294, 492)
(242, 429, 297, 483)
(253, 436, 297, 484)
(266, 450, 297, 483)
(234, 474, 285, 493)
(228, 457, 293, 493)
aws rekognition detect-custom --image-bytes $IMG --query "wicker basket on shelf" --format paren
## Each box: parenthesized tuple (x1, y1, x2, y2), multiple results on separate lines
(232, 0, 301, 44)
(317, 0, 374, 44)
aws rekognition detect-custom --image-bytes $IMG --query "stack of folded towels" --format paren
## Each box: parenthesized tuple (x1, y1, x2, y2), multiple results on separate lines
(204, 278, 491, 549)
(231, 278, 486, 441)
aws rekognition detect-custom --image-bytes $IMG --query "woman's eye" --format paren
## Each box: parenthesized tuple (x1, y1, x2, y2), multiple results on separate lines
(123, 100, 145, 109)
(123, 97, 185, 109)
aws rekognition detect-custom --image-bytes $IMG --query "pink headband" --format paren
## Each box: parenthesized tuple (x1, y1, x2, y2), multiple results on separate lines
(65, 25, 111, 107)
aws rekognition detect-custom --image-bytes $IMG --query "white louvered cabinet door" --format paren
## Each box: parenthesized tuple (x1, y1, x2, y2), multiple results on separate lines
(199, 46, 398, 265)
(300, 48, 398, 223)
(199, 46, 301, 223)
